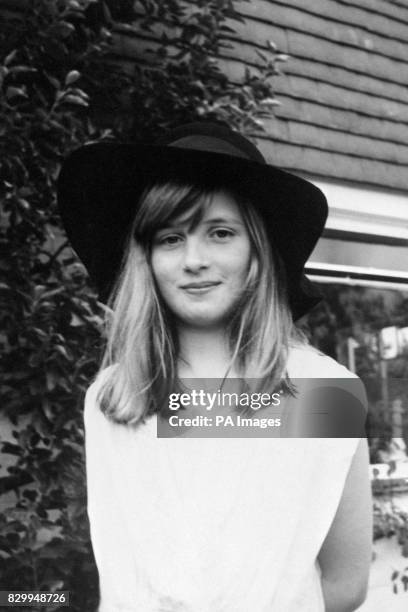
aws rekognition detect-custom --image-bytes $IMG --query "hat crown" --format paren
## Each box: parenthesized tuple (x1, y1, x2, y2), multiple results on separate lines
(161, 122, 266, 165)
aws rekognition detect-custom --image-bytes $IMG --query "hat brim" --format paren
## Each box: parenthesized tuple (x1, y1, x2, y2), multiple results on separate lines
(57, 142, 327, 320)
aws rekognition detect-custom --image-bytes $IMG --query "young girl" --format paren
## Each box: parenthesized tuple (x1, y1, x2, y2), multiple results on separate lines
(58, 123, 372, 612)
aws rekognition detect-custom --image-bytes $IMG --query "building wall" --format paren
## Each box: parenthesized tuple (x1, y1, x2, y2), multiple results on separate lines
(115, 0, 408, 191)
(222, 0, 408, 192)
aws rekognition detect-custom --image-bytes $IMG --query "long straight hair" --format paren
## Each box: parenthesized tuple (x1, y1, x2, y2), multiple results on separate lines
(96, 180, 308, 424)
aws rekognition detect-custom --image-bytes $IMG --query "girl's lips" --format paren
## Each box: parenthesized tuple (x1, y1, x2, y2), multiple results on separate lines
(181, 282, 221, 294)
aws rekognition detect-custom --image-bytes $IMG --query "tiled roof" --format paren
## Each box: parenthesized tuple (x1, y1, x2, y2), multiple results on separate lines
(225, 0, 408, 191)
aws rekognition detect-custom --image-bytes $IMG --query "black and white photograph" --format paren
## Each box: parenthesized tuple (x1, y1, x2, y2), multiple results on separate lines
(1, 1, 408, 611)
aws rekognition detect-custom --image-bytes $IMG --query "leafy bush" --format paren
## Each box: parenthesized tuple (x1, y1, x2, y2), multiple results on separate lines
(373, 499, 408, 593)
(0, 0, 284, 609)
(303, 283, 408, 460)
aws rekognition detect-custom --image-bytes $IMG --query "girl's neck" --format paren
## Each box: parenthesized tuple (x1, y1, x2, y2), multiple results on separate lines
(177, 324, 234, 378)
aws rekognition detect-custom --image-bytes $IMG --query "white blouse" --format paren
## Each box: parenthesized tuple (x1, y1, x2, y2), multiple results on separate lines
(84, 347, 364, 611)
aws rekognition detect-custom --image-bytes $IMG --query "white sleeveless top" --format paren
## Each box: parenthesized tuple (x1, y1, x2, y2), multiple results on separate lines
(84, 348, 364, 612)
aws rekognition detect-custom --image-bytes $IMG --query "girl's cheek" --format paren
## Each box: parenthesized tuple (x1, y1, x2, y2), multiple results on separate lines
(151, 252, 169, 275)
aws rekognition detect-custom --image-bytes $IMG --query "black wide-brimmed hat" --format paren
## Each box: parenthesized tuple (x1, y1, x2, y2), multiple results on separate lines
(57, 122, 328, 319)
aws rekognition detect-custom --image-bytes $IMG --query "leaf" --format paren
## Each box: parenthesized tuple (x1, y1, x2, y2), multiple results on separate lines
(6, 86, 27, 100)
(261, 98, 281, 107)
(46, 73, 61, 89)
(1, 442, 22, 456)
(55, 21, 75, 38)
(54, 345, 70, 360)
(34, 285, 46, 298)
(23, 489, 37, 502)
(6, 532, 20, 547)
(8, 66, 37, 75)
(62, 94, 89, 107)
(102, 1, 113, 22)
(41, 399, 54, 422)
(69, 313, 85, 327)
(17, 198, 30, 211)
(46, 372, 57, 392)
(65, 70, 81, 85)
(276, 54, 290, 62)
(4, 49, 18, 66)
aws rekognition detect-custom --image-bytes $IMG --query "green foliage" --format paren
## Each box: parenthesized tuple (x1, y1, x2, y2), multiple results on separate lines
(373, 499, 408, 553)
(0, 0, 284, 608)
(0, 1, 117, 608)
(125, 0, 287, 139)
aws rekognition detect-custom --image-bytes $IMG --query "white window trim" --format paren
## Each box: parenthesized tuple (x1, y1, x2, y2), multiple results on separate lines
(311, 180, 408, 241)
(306, 262, 408, 291)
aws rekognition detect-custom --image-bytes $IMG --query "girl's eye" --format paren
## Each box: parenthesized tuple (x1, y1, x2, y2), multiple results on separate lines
(211, 228, 234, 241)
(160, 235, 182, 246)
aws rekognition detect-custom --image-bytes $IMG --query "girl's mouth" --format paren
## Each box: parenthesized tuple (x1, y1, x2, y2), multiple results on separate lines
(181, 282, 221, 294)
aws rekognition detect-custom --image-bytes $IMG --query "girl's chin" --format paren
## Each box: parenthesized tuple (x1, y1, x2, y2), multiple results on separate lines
(169, 299, 238, 328)
(175, 312, 231, 329)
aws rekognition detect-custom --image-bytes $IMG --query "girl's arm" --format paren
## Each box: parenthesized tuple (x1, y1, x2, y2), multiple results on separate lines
(318, 437, 372, 612)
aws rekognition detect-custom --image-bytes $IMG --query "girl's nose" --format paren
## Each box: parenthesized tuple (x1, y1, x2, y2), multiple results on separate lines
(183, 236, 209, 273)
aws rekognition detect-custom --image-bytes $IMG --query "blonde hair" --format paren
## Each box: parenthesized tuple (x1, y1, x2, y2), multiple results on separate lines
(97, 181, 308, 424)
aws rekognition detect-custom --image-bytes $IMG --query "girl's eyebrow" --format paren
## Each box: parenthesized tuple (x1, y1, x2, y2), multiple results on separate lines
(154, 222, 185, 231)
(156, 216, 243, 231)
(202, 216, 244, 226)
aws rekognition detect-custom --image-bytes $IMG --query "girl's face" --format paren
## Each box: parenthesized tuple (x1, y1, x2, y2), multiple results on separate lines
(151, 190, 252, 329)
